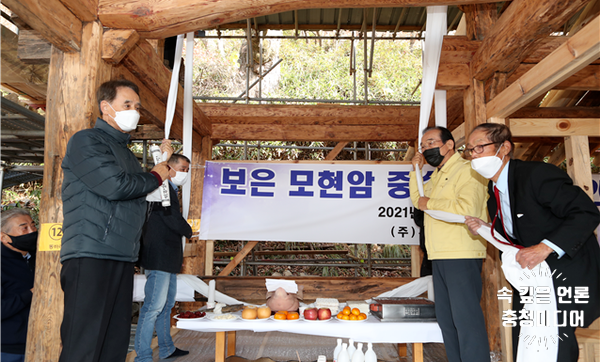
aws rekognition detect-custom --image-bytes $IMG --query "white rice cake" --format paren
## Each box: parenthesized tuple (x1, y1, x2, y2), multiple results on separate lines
(315, 298, 340, 314)
(346, 300, 370, 315)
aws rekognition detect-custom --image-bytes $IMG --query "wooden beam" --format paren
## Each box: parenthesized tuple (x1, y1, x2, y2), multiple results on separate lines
(470, 0, 588, 81)
(218, 241, 259, 277)
(211, 124, 417, 142)
(98, 0, 494, 39)
(463, 78, 485, 136)
(508, 64, 600, 91)
(451, 122, 465, 148)
(3, 0, 82, 52)
(548, 143, 566, 166)
(509, 107, 600, 119)
(565, 136, 594, 199)
(128, 124, 164, 140)
(200, 104, 420, 126)
(58, 0, 98, 22)
(102, 29, 140, 65)
(122, 40, 211, 146)
(325, 141, 349, 160)
(486, 16, 600, 120)
(26, 21, 111, 362)
(17, 30, 51, 64)
(437, 63, 470, 90)
(212, 276, 418, 303)
(510, 119, 600, 137)
(458, 3, 497, 41)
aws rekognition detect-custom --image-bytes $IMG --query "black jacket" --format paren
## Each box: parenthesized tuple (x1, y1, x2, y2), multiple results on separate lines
(140, 184, 193, 273)
(61, 118, 160, 263)
(489, 159, 600, 327)
(1, 244, 35, 354)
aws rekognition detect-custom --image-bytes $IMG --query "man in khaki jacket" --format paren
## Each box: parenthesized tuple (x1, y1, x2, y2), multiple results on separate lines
(409, 126, 490, 362)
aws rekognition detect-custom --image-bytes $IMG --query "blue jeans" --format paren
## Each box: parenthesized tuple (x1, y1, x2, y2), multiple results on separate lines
(134, 270, 177, 362)
(1, 352, 25, 362)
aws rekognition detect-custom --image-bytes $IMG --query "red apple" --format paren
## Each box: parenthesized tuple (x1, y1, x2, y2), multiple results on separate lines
(317, 308, 332, 320)
(303, 308, 318, 320)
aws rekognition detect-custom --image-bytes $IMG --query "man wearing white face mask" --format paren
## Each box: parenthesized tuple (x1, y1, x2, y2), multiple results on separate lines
(465, 123, 600, 362)
(135, 154, 193, 362)
(60, 79, 171, 362)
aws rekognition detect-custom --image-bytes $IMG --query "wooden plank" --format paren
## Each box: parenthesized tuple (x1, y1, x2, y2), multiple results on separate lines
(487, 15, 600, 120)
(470, 0, 588, 81)
(205, 240, 215, 276)
(218, 241, 259, 276)
(25, 21, 111, 362)
(446, 90, 464, 131)
(200, 104, 421, 125)
(510, 119, 600, 137)
(411, 245, 420, 277)
(325, 141, 349, 160)
(398, 343, 408, 357)
(122, 40, 210, 146)
(451, 122, 465, 148)
(3, 0, 82, 52)
(565, 136, 594, 199)
(215, 250, 349, 257)
(211, 124, 417, 142)
(412, 343, 424, 362)
(97, 0, 494, 39)
(58, 0, 98, 22)
(102, 29, 140, 65)
(128, 124, 165, 140)
(213, 276, 418, 303)
(548, 143, 566, 166)
(17, 30, 51, 64)
(226, 331, 236, 357)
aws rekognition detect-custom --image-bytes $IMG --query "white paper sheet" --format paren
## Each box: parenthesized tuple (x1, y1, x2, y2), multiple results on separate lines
(265, 279, 298, 294)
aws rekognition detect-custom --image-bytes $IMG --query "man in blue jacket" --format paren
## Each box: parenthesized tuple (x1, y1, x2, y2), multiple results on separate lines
(1, 208, 37, 362)
(59, 79, 171, 362)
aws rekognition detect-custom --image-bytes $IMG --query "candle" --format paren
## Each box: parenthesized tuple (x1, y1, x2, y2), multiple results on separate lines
(207, 279, 216, 308)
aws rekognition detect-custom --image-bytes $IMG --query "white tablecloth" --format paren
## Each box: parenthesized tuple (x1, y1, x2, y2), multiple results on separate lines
(176, 313, 443, 344)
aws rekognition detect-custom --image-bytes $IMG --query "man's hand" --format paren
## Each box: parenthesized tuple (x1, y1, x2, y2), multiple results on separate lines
(464, 216, 489, 236)
(411, 152, 425, 171)
(515, 243, 553, 270)
(159, 139, 174, 160)
(418, 197, 430, 210)
(151, 161, 170, 181)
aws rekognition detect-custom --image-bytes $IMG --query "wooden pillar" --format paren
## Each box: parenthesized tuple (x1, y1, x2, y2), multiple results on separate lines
(180, 135, 213, 311)
(463, 78, 486, 136)
(564, 136, 593, 199)
(26, 21, 110, 362)
(459, 3, 498, 41)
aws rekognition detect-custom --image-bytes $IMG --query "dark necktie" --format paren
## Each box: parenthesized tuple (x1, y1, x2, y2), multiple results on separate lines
(491, 186, 522, 249)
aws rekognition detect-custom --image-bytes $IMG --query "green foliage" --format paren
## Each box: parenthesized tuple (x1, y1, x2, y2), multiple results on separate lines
(1, 182, 42, 224)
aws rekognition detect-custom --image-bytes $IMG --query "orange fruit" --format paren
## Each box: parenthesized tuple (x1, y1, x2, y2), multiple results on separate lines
(274, 313, 286, 320)
(341, 314, 350, 320)
(287, 312, 299, 320)
(349, 314, 358, 320)
(351, 308, 360, 316)
(357, 314, 367, 320)
(337, 312, 344, 319)
(342, 307, 351, 315)
(277, 310, 288, 316)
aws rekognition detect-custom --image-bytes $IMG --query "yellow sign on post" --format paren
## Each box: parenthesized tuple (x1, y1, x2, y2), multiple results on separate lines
(39, 223, 63, 251)
(187, 219, 201, 234)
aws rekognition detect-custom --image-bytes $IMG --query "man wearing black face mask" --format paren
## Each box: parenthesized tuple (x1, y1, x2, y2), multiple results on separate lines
(1, 208, 37, 362)
(409, 127, 490, 362)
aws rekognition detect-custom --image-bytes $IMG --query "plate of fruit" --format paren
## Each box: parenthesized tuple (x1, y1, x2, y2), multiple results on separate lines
(271, 311, 301, 322)
(336, 307, 368, 322)
(302, 307, 332, 322)
(174, 310, 206, 321)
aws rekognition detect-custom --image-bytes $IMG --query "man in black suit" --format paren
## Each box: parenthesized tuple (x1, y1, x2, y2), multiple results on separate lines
(465, 123, 600, 362)
(134, 153, 193, 362)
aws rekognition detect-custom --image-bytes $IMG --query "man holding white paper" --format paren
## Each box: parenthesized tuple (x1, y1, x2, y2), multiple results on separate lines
(409, 126, 490, 362)
(464, 123, 600, 362)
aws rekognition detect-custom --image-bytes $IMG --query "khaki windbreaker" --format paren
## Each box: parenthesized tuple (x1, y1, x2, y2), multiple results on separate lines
(409, 152, 489, 259)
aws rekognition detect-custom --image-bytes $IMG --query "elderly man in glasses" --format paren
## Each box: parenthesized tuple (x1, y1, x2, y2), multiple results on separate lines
(465, 123, 600, 362)
(409, 126, 490, 362)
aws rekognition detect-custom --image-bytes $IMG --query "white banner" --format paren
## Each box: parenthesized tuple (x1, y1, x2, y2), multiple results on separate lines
(199, 162, 434, 245)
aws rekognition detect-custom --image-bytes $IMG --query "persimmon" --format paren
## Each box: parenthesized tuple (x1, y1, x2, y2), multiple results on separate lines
(274, 313, 287, 320)
(287, 312, 300, 320)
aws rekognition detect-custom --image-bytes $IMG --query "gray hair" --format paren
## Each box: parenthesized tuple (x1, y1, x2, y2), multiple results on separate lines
(1, 208, 32, 233)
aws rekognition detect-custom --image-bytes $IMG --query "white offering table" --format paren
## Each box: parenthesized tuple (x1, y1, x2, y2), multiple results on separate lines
(177, 313, 443, 362)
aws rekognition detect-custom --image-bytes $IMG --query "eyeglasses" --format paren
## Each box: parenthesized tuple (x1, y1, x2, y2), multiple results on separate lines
(420, 138, 442, 150)
(464, 142, 498, 156)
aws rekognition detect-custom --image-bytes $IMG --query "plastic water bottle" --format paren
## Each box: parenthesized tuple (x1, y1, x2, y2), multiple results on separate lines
(347, 339, 356, 358)
(333, 338, 342, 362)
(364, 342, 377, 362)
(351, 342, 365, 362)
(337, 343, 350, 362)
